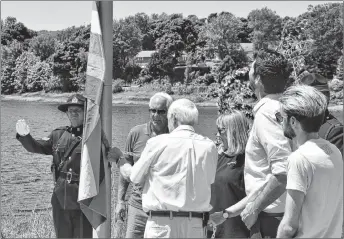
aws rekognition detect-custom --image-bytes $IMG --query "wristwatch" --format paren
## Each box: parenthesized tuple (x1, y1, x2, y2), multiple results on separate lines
(222, 210, 229, 219)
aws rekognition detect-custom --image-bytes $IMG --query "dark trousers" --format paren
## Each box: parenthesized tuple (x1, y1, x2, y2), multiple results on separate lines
(250, 212, 283, 238)
(51, 194, 93, 238)
(125, 205, 148, 238)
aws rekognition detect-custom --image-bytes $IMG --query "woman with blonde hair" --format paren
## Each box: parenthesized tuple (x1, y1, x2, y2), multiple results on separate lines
(208, 110, 251, 238)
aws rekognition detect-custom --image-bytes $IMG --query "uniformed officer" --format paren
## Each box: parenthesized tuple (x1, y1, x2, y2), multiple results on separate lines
(16, 94, 92, 238)
(299, 72, 343, 154)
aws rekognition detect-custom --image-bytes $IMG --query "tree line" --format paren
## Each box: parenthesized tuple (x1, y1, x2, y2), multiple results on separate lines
(1, 2, 343, 95)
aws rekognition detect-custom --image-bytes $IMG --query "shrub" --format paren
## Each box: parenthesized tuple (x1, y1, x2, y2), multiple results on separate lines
(329, 78, 343, 92)
(26, 61, 54, 92)
(217, 67, 256, 119)
(336, 56, 343, 81)
(112, 79, 124, 93)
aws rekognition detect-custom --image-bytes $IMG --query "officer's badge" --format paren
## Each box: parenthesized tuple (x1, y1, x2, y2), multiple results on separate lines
(71, 97, 78, 103)
(53, 143, 60, 152)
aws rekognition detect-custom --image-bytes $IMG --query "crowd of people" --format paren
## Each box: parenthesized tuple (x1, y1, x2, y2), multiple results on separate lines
(15, 48, 343, 238)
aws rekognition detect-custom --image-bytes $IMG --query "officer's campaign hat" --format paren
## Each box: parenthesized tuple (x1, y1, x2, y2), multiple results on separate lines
(58, 94, 86, 112)
(299, 71, 330, 93)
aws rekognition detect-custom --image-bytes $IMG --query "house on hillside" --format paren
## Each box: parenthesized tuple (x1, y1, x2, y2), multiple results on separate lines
(240, 43, 254, 61)
(134, 50, 189, 68)
(133, 50, 156, 68)
(134, 43, 255, 69)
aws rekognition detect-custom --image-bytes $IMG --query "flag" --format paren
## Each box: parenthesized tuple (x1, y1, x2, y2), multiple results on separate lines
(78, 1, 109, 229)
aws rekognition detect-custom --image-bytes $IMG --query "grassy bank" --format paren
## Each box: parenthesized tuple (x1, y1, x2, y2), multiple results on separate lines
(1, 86, 218, 107)
(1, 88, 342, 111)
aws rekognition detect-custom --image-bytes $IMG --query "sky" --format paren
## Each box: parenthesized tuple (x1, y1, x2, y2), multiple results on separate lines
(1, 1, 341, 31)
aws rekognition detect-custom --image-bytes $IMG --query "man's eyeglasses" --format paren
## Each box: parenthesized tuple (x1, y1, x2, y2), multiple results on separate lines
(149, 108, 167, 115)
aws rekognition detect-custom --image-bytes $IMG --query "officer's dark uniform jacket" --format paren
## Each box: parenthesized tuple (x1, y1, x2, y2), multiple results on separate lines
(319, 110, 343, 155)
(16, 125, 83, 210)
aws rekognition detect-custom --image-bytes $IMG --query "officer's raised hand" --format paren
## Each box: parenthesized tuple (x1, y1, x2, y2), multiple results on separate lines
(16, 119, 30, 136)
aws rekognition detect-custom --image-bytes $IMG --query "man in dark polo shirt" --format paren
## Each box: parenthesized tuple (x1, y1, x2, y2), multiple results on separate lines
(115, 92, 173, 238)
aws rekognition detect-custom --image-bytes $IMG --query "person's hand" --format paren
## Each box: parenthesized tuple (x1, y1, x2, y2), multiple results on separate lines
(240, 202, 259, 229)
(119, 163, 132, 181)
(107, 147, 124, 164)
(209, 211, 226, 227)
(115, 201, 126, 222)
(16, 119, 30, 136)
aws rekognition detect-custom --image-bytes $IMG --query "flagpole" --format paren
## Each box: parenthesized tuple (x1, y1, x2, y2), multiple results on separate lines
(94, 1, 113, 238)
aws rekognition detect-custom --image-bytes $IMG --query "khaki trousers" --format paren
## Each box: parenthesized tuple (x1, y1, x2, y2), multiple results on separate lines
(144, 216, 206, 238)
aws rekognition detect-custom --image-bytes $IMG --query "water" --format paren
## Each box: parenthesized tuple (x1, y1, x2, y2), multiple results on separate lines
(1, 100, 219, 216)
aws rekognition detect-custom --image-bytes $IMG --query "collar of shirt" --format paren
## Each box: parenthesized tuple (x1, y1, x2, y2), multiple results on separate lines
(146, 121, 169, 137)
(171, 125, 195, 133)
(253, 93, 282, 116)
(145, 121, 152, 136)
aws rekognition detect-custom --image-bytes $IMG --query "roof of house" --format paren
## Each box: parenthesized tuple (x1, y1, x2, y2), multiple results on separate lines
(239, 43, 254, 52)
(135, 50, 157, 58)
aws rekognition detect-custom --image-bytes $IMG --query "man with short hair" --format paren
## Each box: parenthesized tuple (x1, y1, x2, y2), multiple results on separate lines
(276, 85, 343, 238)
(299, 72, 343, 154)
(113, 92, 173, 238)
(16, 94, 92, 238)
(130, 99, 218, 238)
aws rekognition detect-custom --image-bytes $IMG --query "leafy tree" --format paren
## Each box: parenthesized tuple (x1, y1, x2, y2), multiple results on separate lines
(50, 41, 87, 92)
(29, 34, 57, 61)
(148, 14, 204, 82)
(1, 41, 24, 94)
(1, 17, 36, 45)
(124, 62, 142, 84)
(247, 7, 282, 49)
(199, 12, 244, 60)
(132, 13, 155, 50)
(237, 17, 252, 43)
(301, 3, 343, 78)
(207, 13, 218, 23)
(13, 51, 41, 93)
(113, 18, 142, 79)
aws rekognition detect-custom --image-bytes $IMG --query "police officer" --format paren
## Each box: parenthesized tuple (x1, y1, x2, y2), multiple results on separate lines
(299, 72, 343, 154)
(16, 94, 92, 238)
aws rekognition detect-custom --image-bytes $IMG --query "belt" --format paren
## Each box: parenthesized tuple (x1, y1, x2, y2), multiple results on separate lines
(147, 211, 208, 219)
(59, 171, 79, 184)
(259, 211, 284, 217)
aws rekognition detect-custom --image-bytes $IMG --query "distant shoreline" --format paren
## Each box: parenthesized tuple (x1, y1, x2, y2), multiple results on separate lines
(1, 92, 343, 111)
(0, 91, 218, 107)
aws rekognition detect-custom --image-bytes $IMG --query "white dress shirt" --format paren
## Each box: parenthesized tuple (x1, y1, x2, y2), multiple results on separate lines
(130, 125, 218, 212)
(244, 94, 292, 213)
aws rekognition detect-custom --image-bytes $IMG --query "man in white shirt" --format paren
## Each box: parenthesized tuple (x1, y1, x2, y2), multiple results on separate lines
(130, 99, 218, 238)
(276, 85, 343, 238)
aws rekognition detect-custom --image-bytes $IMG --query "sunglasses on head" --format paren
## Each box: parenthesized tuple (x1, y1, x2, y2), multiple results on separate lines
(275, 112, 284, 124)
(217, 127, 226, 134)
(149, 108, 167, 115)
